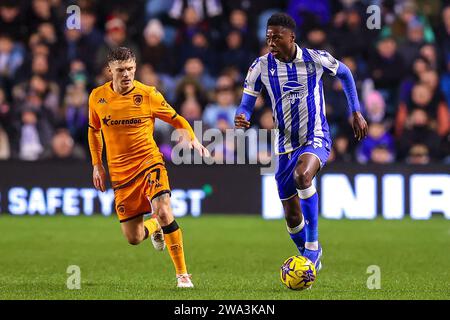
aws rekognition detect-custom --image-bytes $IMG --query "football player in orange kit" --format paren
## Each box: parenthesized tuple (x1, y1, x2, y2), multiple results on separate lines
(88, 47, 209, 288)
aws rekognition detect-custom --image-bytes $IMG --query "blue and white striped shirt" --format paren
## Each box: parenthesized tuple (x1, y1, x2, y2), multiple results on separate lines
(243, 45, 338, 154)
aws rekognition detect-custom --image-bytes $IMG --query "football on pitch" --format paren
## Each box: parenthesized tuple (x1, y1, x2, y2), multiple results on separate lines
(280, 255, 317, 290)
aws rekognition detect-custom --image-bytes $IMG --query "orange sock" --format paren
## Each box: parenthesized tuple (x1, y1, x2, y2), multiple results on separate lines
(143, 218, 159, 239)
(163, 221, 187, 275)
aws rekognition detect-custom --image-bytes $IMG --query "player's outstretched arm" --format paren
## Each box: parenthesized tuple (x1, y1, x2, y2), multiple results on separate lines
(335, 61, 368, 141)
(171, 115, 210, 157)
(234, 93, 257, 129)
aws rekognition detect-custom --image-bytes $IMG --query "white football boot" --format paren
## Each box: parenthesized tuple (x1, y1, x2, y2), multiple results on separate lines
(176, 274, 194, 288)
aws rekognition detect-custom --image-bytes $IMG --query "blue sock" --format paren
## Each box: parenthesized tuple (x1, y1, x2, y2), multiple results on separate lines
(287, 220, 306, 254)
(298, 186, 319, 244)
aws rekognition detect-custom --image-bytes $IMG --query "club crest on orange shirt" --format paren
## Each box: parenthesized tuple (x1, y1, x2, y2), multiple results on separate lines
(117, 204, 125, 215)
(133, 94, 143, 106)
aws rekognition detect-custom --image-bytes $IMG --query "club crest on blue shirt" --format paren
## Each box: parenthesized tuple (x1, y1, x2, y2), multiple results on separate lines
(282, 81, 305, 105)
(305, 62, 315, 74)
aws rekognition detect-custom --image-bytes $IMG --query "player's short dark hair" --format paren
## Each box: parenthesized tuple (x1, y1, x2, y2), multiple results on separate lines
(107, 47, 136, 63)
(267, 13, 296, 31)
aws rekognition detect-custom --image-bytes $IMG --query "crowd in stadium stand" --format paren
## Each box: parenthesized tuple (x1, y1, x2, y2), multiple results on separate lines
(0, 0, 449, 165)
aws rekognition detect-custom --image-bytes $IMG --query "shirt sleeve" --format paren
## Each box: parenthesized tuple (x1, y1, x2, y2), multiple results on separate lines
(150, 87, 195, 140)
(243, 58, 263, 97)
(150, 88, 178, 122)
(309, 49, 339, 76)
(87, 90, 103, 165)
(88, 91, 101, 130)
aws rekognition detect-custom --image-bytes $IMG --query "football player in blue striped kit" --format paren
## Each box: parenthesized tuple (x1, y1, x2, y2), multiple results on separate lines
(235, 13, 368, 272)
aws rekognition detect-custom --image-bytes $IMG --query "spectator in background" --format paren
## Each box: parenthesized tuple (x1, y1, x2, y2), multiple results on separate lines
(0, 123, 9, 159)
(396, 82, 449, 138)
(141, 19, 174, 75)
(399, 19, 427, 72)
(169, 0, 223, 46)
(418, 69, 440, 96)
(79, 9, 103, 53)
(169, 0, 222, 22)
(220, 30, 252, 74)
(26, 0, 60, 33)
(369, 36, 405, 117)
(0, 34, 24, 78)
(381, 1, 435, 44)
(173, 57, 215, 95)
(16, 45, 57, 84)
(43, 128, 86, 160)
(287, 0, 331, 33)
(369, 145, 394, 164)
(18, 109, 48, 161)
(364, 90, 386, 123)
(95, 17, 140, 73)
(397, 109, 441, 161)
(399, 55, 431, 104)
(224, 9, 258, 52)
(36, 22, 59, 55)
(203, 75, 237, 129)
(0, 87, 11, 120)
(406, 143, 431, 165)
(412, 55, 432, 76)
(179, 97, 203, 126)
(136, 63, 165, 91)
(178, 30, 216, 73)
(31, 53, 52, 78)
(103, 1, 146, 42)
(174, 77, 208, 110)
(304, 26, 334, 53)
(0, 1, 27, 42)
(332, 133, 353, 163)
(27, 38, 50, 61)
(356, 122, 395, 164)
(419, 43, 439, 70)
(12, 74, 60, 120)
(62, 27, 93, 76)
(67, 59, 89, 89)
(0, 87, 11, 159)
(64, 83, 88, 148)
(173, 6, 210, 49)
(220, 65, 244, 89)
(329, 7, 369, 59)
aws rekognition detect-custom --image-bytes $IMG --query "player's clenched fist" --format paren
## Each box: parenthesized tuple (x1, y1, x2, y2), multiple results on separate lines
(234, 113, 250, 129)
(93, 164, 106, 192)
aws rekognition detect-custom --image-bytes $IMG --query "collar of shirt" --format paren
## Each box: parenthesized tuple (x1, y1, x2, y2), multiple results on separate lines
(273, 44, 303, 64)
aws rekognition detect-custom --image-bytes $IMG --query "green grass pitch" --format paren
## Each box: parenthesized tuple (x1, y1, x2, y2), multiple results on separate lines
(0, 215, 449, 300)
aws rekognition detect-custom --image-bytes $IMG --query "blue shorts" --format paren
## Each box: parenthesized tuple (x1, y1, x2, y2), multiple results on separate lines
(275, 137, 331, 200)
